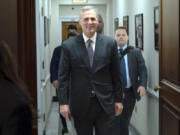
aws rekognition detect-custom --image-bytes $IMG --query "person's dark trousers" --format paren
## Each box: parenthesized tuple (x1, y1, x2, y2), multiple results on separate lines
(59, 112, 67, 130)
(117, 87, 136, 135)
(73, 96, 119, 135)
(56, 89, 68, 131)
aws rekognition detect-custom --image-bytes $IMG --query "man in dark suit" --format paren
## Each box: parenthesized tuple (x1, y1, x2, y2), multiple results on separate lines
(50, 29, 78, 90)
(50, 42, 68, 135)
(58, 6, 123, 135)
(50, 32, 77, 134)
(114, 27, 147, 135)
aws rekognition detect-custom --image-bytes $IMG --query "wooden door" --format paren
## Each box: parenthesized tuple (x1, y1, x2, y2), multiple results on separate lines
(159, 0, 180, 135)
(62, 22, 82, 41)
(0, 0, 37, 134)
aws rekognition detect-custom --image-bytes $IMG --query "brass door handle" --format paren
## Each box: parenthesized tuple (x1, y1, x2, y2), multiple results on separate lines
(154, 86, 161, 92)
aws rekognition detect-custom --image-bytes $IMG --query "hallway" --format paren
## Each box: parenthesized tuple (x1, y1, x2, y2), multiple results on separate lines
(0, 0, 180, 135)
(38, 0, 160, 134)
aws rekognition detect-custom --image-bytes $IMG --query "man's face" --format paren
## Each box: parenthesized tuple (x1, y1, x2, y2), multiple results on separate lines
(79, 9, 98, 38)
(115, 29, 128, 47)
(68, 29, 77, 33)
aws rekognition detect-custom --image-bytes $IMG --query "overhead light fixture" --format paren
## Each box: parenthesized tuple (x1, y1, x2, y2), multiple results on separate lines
(72, 0, 88, 4)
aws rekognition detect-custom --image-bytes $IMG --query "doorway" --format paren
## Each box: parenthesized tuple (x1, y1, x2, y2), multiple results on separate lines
(62, 21, 82, 40)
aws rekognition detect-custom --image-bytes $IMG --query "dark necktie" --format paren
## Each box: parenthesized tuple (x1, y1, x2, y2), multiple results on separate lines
(87, 39, 94, 67)
(119, 48, 127, 87)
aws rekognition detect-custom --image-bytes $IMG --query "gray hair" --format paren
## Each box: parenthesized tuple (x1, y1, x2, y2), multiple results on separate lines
(79, 6, 99, 19)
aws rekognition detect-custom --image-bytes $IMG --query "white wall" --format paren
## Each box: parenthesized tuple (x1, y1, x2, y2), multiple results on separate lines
(50, 0, 61, 49)
(36, 0, 55, 134)
(112, 0, 159, 135)
(59, 5, 106, 26)
(50, 0, 113, 49)
(59, 5, 106, 41)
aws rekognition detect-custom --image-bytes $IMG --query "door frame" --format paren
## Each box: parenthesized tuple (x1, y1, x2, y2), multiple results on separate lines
(35, 0, 47, 134)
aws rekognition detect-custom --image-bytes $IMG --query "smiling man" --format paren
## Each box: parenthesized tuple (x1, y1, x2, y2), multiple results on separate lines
(58, 6, 123, 135)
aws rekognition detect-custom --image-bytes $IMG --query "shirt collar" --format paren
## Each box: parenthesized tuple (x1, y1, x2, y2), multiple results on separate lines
(117, 44, 128, 50)
(83, 32, 97, 43)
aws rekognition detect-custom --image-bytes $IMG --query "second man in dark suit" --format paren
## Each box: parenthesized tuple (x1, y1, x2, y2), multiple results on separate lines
(50, 31, 78, 134)
(114, 27, 147, 135)
(58, 6, 123, 135)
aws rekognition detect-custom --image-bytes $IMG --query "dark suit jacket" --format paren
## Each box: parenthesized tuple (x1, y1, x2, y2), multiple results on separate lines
(50, 46, 61, 83)
(0, 76, 32, 135)
(124, 46, 147, 101)
(58, 33, 123, 117)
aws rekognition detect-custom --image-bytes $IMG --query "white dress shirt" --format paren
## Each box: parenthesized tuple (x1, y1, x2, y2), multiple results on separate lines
(83, 32, 97, 52)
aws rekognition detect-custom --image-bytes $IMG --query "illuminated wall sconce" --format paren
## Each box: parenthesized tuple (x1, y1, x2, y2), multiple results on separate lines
(72, 0, 88, 4)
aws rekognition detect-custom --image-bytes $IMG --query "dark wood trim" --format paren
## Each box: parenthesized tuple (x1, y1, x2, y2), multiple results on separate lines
(159, 96, 180, 135)
(159, 84, 180, 112)
(159, 0, 180, 135)
(159, 0, 163, 83)
(17, 0, 37, 106)
(17, 0, 37, 134)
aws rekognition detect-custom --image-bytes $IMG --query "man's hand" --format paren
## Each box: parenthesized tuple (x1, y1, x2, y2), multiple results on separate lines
(60, 105, 71, 120)
(137, 86, 146, 97)
(115, 102, 123, 116)
(52, 80, 58, 88)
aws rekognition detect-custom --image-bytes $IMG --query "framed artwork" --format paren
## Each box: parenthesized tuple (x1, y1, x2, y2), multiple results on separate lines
(114, 18, 119, 32)
(154, 7, 159, 50)
(44, 17, 50, 46)
(47, 18, 50, 44)
(123, 16, 129, 35)
(135, 14, 143, 50)
(44, 16, 47, 46)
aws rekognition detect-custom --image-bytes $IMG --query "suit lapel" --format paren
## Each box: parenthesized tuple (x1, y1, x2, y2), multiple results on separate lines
(92, 34, 104, 73)
(76, 34, 91, 71)
(75, 34, 104, 73)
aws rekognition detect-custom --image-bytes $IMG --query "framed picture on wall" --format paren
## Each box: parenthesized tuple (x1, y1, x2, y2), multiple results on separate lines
(44, 16, 47, 46)
(114, 18, 119, 32)
(44, 17, 50, 46)
(154, 7, 159, 50)
(123, 16, 129, 35)
(47, 18, 50, 44)
(135, 13, 143, 50)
